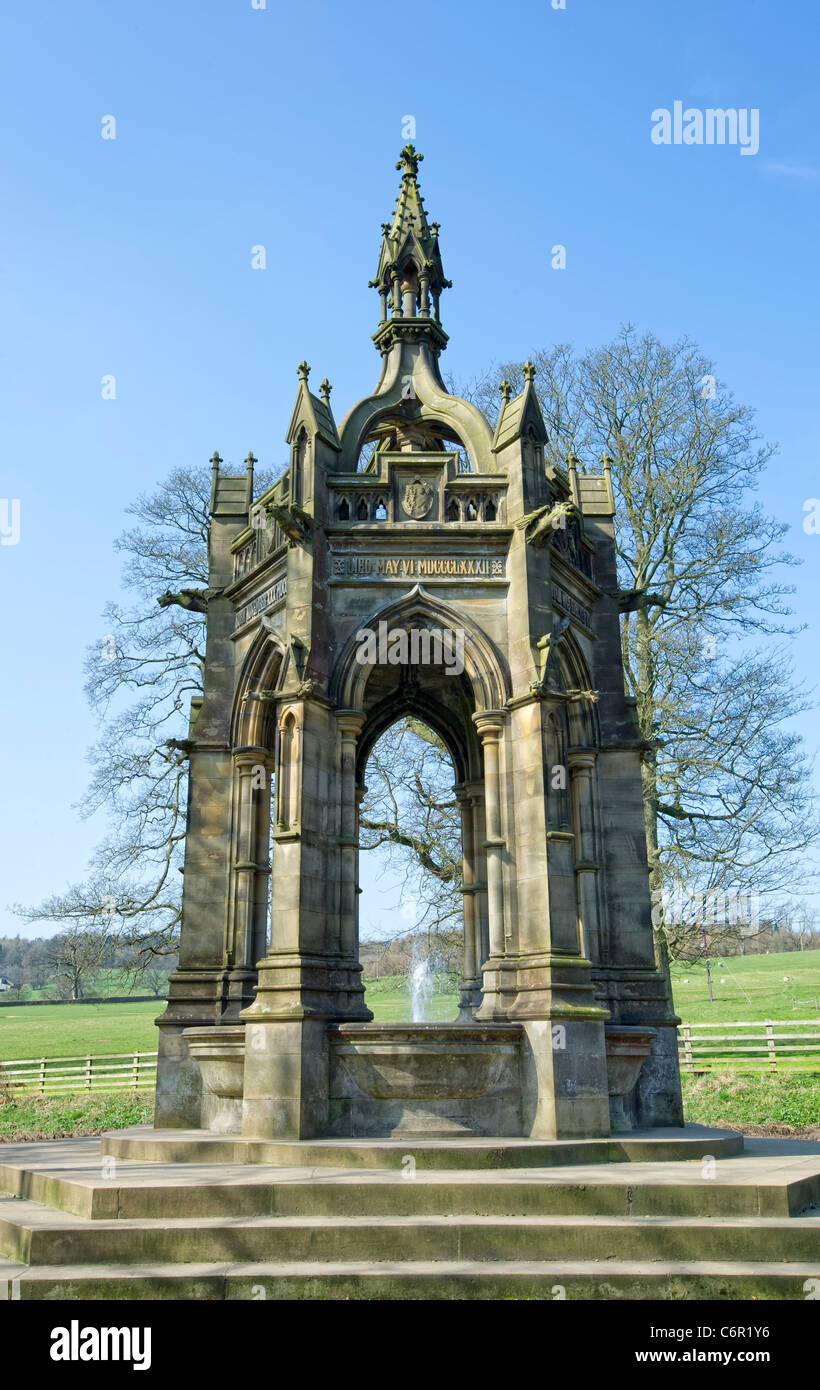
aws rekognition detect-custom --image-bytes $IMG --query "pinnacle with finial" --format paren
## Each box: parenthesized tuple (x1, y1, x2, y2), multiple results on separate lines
(396, 143, 423, 178)
(210, 451, 223, 468)
(523, 361, 536, 383)
(245, 451, 257, 469)
(319, 378, 332, 405)
(297, 361, 310, 382)
(500, 378, 511, 404)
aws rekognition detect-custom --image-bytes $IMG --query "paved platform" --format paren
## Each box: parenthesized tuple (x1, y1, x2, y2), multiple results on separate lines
(0, 1131, 818, 1299)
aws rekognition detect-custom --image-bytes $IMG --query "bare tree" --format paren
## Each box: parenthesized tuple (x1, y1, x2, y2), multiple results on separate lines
(47, 927, 113, 1001)
(359, 719, 462, 951)
(461, 329, 818, 959)
(15, 464, 279, 961)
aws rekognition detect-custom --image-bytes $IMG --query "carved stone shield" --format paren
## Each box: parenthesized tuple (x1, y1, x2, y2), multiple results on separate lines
(401, 477, 434, 519)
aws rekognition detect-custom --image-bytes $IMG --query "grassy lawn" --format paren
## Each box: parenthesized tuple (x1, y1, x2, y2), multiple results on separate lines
(1, 1074, 815, 1141)
(0, 1091, 153, 1142)
(6, 967, 164, 1004)
(364, 975, 459, 1023)
(681, 1071, 820, 1134)
(0, 1000, 160, 1061)
(669, 949, 820, 1024)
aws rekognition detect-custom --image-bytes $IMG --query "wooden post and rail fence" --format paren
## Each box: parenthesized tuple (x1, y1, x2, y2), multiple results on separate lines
(1, 1020, 819, 1095)
(677, 1019, 820, 1072)
(0, 1051, 158, 1096)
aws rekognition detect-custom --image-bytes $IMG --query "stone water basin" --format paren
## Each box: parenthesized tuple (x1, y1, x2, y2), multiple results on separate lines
(330, 1022, 522, 1101)
(182, 1025, 245, 1099)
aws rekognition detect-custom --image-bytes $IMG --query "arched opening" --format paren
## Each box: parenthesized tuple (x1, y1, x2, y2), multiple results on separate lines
(354, 419, 475, 472)
(358, 717, 461, 1021)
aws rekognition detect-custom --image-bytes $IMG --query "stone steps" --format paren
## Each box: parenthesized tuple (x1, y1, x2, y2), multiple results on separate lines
(101, 1125, 744, 1170)
(2, 1198, 820, 1266)
(6, 1259, 820, 1302)
(1, 1132, 819, 1299)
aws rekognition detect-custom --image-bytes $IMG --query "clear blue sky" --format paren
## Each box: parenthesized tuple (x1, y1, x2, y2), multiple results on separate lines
(2, 0, 818, 938)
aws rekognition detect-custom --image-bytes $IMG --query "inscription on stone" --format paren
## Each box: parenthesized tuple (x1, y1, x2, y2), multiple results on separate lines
(235, 576, 287, 629)
(332, 554, 504, 579)
(551, 581, 591, 630)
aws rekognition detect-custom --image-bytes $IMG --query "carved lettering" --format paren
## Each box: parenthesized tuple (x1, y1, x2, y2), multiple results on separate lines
(235, 576, 288, 629)
(550, 582, 591, 630)
(330, 553, 505, 580)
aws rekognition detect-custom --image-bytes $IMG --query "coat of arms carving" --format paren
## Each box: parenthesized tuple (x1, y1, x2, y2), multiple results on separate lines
(401, 476, 434, 519)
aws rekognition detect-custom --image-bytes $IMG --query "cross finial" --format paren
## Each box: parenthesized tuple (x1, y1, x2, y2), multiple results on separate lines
(396, 143, 423, 178)
(245, 451, 257, 469)
(297, 360, 310, 383)
(319, 378, 332, 405)
(599, 451, 613, 468)
(210, 451, 223, 469)
(431, 221, 440, 238)
(567, 450, 580, 469)
(523, 361, 536, 383)
(381, 222, 391, 237)
(500, 377, 511, 404)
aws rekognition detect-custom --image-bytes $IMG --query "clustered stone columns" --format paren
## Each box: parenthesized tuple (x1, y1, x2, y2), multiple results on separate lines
(472, 711, 510, 1019)
(336, 711, 365, 960)
(228, 747, 272, 1005)
(455, 783, 483, 1017)
(568, 750, 602, 964)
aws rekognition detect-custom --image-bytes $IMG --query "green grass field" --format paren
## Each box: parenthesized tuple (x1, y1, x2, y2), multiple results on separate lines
(0, 1000, 160, 1061)
(0, 1075, 815, 1142)
(669, 949, 820, 1024)
(1, 957, 818, 1139)
(1, 951, 818, 1064)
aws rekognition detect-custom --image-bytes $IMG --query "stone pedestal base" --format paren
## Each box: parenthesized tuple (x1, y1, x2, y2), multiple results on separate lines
(240, 1017, 331, 1140)
(520, 1017, 611, 1139)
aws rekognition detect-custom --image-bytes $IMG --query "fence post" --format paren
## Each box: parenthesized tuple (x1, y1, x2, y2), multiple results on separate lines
(84, 1056, 92, 1091)
(39, 1059, 46, 1094)
(681, 1025, 694, 1072)
(765, 1020, 777, 1073)
(132, 1052, 140, 1088)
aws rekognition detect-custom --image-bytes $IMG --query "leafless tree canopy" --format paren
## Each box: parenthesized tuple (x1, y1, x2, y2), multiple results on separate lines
(16, 330, 818, 967)
(15, 464, 279, 962)
(359, 719, 462, 946)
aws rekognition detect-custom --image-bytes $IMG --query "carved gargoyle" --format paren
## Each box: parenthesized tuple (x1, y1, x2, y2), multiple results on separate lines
(165, 737, 194, 760)
(157, 588, 221, 614)
(616, 588, 668, 614)
(516, 500, 580, 548)
(266, 501, 314, 547)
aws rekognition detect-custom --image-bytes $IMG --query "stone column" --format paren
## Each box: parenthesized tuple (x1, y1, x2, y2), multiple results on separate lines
(336, 711, 365, 960)
(473, 712, 510, 1019)
(228, 747, 271, 1008)
(455, 786, 479, 1018)
(569, 751, 601, 964)
(390, 269, 402, 317)
(475, 714, 506, 956)
(472, 793, 490, 969)
(239, 700, 370, 1141)
(419, 271, 430, 316)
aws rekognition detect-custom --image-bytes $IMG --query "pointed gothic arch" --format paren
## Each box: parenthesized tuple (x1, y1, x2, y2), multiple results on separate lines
(231, 627, 287, 749)
(330, 584, 511, 715)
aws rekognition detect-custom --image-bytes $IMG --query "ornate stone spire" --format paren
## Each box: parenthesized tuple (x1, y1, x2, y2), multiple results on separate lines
(369, 145, 451, 356)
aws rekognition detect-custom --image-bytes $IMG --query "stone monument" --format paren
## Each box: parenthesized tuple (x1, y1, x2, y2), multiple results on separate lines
(154, 145, 683, 1142)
